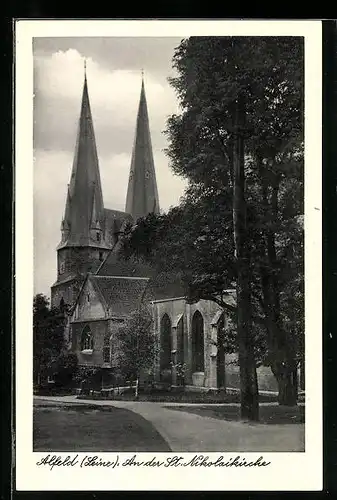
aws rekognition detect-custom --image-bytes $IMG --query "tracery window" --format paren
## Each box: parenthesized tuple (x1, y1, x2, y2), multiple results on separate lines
(81, 325, 93, 351)
(192, 310, 204, 372)
(160, 313, 172, 372)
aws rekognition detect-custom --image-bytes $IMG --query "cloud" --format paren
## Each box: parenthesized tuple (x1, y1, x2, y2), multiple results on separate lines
(33, 37, 183, 78)
(33, 42, 186, 298)
(34, 150, 72, 296)
(34, 49, 179, 154)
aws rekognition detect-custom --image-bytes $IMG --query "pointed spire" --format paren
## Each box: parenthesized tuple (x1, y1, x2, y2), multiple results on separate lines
(125, 75, 160, 221)
(59, 70, 108, 249)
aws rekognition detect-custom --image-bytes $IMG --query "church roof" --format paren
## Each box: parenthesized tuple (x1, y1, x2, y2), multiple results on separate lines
(51, 274, 79, 288)
(103, 208, 132, 237)
(125, 76, 160, 221)
(146, 271, 187, 301)
(90, 275, 150, 317)
(58, 70, 109, 249)
(96, 233, 154, 278)
(104, 208, 130, 220)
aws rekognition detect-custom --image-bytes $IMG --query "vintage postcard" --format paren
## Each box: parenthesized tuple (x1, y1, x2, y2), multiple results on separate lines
(15, 20, 322, 491)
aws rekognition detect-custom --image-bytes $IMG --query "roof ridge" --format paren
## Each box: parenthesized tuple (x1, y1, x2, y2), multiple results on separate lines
(104, 208, 129, 214)
(91, 275, 149, 280)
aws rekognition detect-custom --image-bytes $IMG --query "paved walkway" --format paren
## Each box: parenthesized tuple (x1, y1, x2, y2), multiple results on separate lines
(34, 395, 305, 452)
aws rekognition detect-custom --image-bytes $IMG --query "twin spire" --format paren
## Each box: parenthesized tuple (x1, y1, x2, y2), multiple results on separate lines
(60, 63, 160, 249)
(125, 70, 160, 220)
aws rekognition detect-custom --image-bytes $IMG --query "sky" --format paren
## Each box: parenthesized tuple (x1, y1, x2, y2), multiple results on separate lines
(33, 37, 187, 298)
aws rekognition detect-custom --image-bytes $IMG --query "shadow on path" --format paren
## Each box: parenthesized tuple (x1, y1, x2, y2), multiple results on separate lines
(165, 404, 305, 425)
(33, 400, 171, 452)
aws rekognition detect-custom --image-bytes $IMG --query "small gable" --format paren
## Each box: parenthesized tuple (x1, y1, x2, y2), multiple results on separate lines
(74, 277, 106, 321)
(91, 276, 149, 318)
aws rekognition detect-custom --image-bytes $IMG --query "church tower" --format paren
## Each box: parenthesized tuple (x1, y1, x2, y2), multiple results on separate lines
(125, 73, 160, 221)
(51, 66, 113, 308)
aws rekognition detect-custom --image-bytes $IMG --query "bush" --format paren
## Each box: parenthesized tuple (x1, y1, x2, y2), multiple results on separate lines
(53, 352, 78, 388)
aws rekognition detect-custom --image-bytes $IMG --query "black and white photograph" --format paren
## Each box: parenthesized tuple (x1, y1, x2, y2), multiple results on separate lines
(15, 20, 322, 492)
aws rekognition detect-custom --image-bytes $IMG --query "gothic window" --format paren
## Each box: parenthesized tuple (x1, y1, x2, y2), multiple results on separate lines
(177, 316, 185, 365)
(176, 316, 185, 385)
(96, 232, 101, 242)
(81, 325, 93, 351)
(103, 336, 111, 363)
(59, 260, 65, 274)
(192, 310, 204, 372)
(160, 314, 172, 373)
(99, 251, 104, 261)
(216, 313, 226, 388)
(87, 294, 90, 303)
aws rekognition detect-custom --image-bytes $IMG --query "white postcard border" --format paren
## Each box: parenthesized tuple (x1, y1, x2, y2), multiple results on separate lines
(15, 19, 322, 491)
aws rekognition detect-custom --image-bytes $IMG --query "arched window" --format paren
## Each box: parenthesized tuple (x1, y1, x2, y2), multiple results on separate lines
(103, 335, 111, 363)
(192, 310, 204, 372)
(176, 316, 185, 385)
(216, 313, 226, 388)
(177, 316, 185, 366)
(81, 325, 93, 351)
(160, 314, 172, 373)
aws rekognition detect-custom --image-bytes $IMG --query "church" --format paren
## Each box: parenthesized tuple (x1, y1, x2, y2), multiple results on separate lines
(50, 69, 278, 393)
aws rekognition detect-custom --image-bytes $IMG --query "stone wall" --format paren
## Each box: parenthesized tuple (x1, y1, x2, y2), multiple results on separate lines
(152, 298, 281, 392)
(152, 298, 224, 388)
(51, 277, 83, 309)
(71, 319, 107, 367)
(74, 279, 106, 321)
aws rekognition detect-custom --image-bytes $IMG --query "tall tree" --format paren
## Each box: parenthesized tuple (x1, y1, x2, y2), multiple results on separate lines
(33, 294, 66, 385)
(122, 36, 304, 414)
(232, 92, 259, 420)
(165, 36, 304, 408)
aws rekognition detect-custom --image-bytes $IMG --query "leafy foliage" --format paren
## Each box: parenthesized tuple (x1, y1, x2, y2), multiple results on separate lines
(33, 294, 66, 383)
(112, 306, 159, 384)
(122, 37, 304, 406)
(53, 352, 78, 387)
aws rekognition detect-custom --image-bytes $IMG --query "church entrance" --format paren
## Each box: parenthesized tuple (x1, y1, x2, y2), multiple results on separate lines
(216, 313, 226, 389)
(191, 311, 204, 386)
(160, 313, 172, 384)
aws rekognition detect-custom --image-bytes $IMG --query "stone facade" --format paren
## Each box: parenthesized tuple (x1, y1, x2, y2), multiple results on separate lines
(67, 276, 280, 392)
(152, 297, 279, 392)
(51, 247, 111, 308)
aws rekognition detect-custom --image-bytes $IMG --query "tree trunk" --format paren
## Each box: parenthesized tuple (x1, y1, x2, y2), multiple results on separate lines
(261, 270, 299, 406)
(299, 357, 305, 390)
(259, 164, 298, 406)
(135, 377, 139, 399)
(233, 94, 259, 422)
(272, 362, 298, 406)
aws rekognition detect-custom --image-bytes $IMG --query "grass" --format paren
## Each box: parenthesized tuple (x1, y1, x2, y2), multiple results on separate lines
(33, 400, 171, 452)
(78, 388, 286, 404)
(166, 403, 305, 425)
